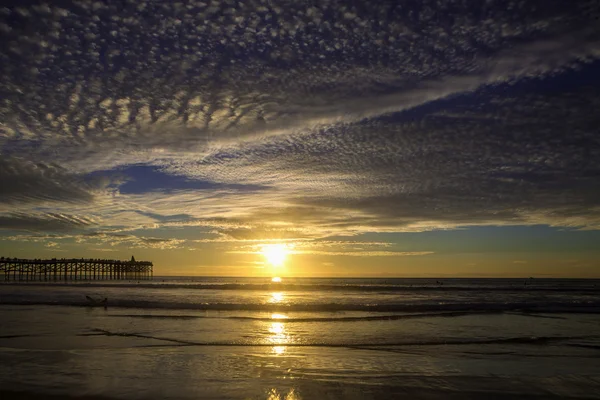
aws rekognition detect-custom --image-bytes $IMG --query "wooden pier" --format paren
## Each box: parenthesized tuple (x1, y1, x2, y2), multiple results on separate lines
(0, 256, 153, 281)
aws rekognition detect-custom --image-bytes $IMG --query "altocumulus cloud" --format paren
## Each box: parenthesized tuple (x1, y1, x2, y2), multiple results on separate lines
(1, 0, 600, 248)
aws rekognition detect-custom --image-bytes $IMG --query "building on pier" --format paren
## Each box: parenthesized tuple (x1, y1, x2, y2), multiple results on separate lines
(0, 256, 153, 281)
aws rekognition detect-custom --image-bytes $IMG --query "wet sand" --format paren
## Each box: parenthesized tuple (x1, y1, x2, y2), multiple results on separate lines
(2, 279, 599, 400)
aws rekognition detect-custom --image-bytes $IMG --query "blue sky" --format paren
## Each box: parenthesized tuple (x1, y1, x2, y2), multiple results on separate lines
(1, 0, 599, 276)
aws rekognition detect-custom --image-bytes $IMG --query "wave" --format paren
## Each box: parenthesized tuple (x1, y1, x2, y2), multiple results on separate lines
(78, 328, 600, 348)
(2, 299, 600, 314)
(1, 281, 599, 292)
(110, 310, 498, 322)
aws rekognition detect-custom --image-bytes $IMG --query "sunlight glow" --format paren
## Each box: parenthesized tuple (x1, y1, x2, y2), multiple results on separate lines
(261, 244, 288, 267)
(271, 313, 288, 319)
(271, 276, 282, 283)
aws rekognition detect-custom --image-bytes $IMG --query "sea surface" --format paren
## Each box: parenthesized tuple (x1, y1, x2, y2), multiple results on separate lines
(1, 277, 600, 399)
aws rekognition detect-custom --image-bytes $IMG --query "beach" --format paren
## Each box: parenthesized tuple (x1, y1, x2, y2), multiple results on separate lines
(2, 0, 600, 398)
(1, 278, 600, 399)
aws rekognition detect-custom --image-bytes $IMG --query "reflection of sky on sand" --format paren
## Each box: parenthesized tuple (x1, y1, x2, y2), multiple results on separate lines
(3, 306, 600, 399)
(2, 303, 600, 400)
(266, 387, 302, 400)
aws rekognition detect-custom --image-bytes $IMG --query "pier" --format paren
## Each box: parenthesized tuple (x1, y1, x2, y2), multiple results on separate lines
(0, 256, 153, 281)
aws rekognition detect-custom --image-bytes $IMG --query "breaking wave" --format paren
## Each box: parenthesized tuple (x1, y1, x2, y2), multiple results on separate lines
(2, 298, 599, 314)
(77, 328, 600, 348)
(2, 281, 599, 292)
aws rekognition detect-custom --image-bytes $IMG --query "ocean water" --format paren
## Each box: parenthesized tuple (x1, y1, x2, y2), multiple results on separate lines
(1, 277, 600, 399)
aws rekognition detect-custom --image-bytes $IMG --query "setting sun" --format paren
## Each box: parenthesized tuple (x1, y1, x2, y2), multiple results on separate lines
(261, 244, 288, 267)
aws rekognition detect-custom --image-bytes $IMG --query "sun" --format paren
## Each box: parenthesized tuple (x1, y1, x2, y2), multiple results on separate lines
(261, 244, 288, 267)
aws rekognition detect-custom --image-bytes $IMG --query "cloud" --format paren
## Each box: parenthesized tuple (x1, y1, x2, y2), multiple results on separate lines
(0, 0, 599, 247)
(227, 239, 430, 257)
(163, 83, 600, 232)
(87, 248, 118, 252)
(1, 230, 186, 250)
(2, 1, 599, 166)
(229, 249, 433, 257)
(294, 251, 434, 257)
(0, 213, 95, 232)
(79, 232, 187, 250)
(0, 157, 96, 205)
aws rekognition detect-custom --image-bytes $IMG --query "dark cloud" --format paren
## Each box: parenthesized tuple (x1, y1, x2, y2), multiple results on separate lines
(0, 157, 95, 204)
(0, 213, 95, 232)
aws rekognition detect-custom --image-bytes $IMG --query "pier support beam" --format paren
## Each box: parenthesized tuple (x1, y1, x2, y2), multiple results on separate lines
(0, 258, 153, 282)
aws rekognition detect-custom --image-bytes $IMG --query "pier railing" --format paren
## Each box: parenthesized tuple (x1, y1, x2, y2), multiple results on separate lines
(0, 257, 153, 281)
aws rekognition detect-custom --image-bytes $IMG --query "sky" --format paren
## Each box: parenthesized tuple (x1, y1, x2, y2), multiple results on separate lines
(1, 0, 600, 277)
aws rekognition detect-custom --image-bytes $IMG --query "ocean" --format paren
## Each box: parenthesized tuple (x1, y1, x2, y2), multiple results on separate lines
(1, 277, 600, 399)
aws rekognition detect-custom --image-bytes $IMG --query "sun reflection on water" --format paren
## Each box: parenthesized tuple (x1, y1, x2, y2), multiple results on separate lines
(268, 312, 289, 354)
(269, 322, 285, 336)
(268, 321, 288, 355)
(270, 292, 284, 303)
